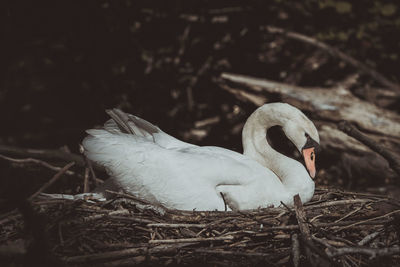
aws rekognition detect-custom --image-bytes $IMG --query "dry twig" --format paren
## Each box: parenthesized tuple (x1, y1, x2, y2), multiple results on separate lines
(28, 162, 75, 201)
(0, 154, 77, 176)
(0, 145, 86, 167)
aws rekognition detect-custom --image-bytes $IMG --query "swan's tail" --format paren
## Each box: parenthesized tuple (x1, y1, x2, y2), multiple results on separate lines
(83, 108, 195, 165)
(104, 108, 161, 139)
(83, 109, 162, 169)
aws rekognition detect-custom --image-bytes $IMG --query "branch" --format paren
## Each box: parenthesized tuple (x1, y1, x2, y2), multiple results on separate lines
(220, 73, 400, 137)
(0, 154, 77, 176)
(148, 223, 207, 228)
(293, 195, 312, 239)
(294, 194, 332, 267)
(64, 243, 193, 264)
(357, 231, 382, 246)
(291, 233, 300, 267)
(219, 72, 400, 160)
(263, 25, 400, 91)
(148, 235, 234, 244)
(0, 144, 86, 167)
(338, 121, 400, 177)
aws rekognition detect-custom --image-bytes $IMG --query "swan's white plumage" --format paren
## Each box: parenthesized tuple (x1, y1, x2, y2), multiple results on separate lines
(83, 103, 319, 211)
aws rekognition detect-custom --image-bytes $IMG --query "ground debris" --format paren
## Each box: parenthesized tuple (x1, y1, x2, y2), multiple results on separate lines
(1, 188, 399, 266)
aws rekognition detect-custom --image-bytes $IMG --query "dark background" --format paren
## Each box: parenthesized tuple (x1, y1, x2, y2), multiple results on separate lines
(1, 0, 399, 195)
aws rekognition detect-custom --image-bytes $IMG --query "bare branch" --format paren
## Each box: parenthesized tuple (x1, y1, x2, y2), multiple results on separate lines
(263, 25, 400, 91)
(338, 121, 400, 176)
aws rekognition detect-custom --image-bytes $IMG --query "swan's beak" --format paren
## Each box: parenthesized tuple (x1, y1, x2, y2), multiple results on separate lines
(302, 147, 316, 179)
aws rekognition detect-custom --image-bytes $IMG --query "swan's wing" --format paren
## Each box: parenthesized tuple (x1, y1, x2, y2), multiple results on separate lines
(83, 129, 255, 186)
(104, 108, 196, 149)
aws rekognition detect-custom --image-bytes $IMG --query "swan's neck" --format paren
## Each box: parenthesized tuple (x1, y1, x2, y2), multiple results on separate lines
(242, 105, 314, 199)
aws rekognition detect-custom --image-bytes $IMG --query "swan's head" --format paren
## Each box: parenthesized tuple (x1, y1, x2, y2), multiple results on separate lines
(280, 104, 320, 179)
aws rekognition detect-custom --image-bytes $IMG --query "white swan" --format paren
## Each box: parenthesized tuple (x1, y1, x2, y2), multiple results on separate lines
(83, 103, 320, 211)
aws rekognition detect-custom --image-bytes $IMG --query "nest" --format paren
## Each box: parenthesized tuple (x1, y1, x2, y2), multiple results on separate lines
(1, 188, 400, 266)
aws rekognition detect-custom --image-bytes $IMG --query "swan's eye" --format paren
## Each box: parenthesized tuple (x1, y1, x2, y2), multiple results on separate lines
(305, 133, 309, 138)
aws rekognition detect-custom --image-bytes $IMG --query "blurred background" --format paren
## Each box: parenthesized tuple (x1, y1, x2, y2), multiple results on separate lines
(1, 0, 399, 199)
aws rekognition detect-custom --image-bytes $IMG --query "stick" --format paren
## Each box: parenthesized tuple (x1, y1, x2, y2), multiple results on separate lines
(148, 223, 207, 228)
(85, 157, 99, 186)
(326, 246, 400, 259)
(193, 248, 279, 263)
(280, 201, 293, 213)
(338, 121, 400, 176)
(358, 231, 382, 246)
(293, 194, 316, 266)
(294, 195, 332, 267)
(109, 215, 155, 224)
(263, 25, 400, 91)
(0, 154, 77, 176)
(334, 206, 364, 223)
(291, 234, 300, 267)
(0, 144, 86, 167)
(335, 209, 400, 231)
(105, 190, 156, 206)
(185, 56, 213, 111)
(305, 199, 372, 209)
(83, 168, 90, 193)
(29, 162, 75, 201)
(64, 243, 193, 263)
(220, 192, 227, 211)
(293, 195, 311, 238)
(64, 210, 130, 224)
(145, 218, 392, 232)
(148, 235, 234, 244)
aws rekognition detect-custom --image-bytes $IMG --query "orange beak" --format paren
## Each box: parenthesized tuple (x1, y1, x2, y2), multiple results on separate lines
(302, 147, 316, 179)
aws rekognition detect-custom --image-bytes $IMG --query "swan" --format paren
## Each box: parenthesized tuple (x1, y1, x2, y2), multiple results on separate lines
(82, 103, 320, 211)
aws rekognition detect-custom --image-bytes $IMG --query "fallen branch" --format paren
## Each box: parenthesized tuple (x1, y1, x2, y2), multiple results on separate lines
(338, 121, 400, 177)
(220, 72, 400, 139)
(219, 72, 400, 171)
(263, 25, 400, 92)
